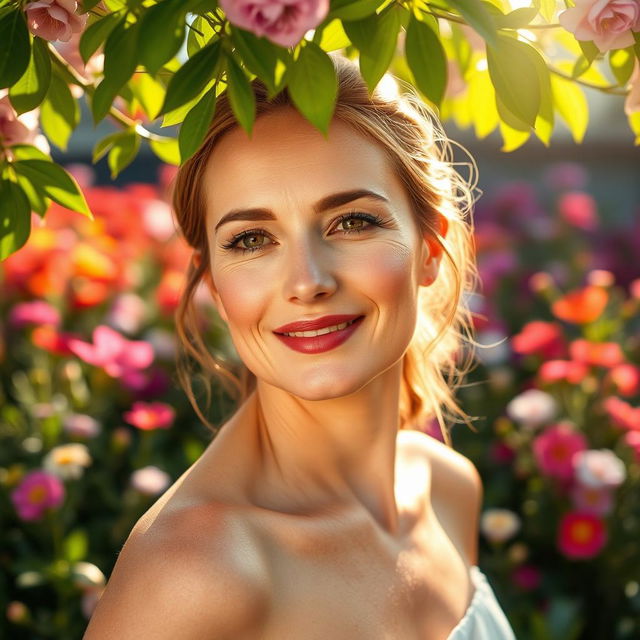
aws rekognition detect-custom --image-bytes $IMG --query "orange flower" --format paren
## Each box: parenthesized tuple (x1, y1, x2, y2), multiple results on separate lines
(569, 339, 625, 368)
(551, 286, 608, 324)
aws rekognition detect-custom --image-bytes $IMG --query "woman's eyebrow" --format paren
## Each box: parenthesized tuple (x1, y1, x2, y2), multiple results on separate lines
(214, 189, 390, 232)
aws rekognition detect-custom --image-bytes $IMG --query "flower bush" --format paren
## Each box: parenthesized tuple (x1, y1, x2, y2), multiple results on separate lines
(1, 162, 639, 638)
(0, 166, 237, 639)
(454, 164, 640, 639)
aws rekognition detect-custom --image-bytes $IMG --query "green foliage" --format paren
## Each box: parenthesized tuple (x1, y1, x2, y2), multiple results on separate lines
(0, 0, 638, 260)
(0, 178, 31, 259)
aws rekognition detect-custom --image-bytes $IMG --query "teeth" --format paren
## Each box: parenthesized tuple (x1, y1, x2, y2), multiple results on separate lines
(284, 318, 357, 338)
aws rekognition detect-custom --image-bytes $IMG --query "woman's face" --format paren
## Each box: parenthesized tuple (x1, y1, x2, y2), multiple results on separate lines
(201, 107, 442, 400)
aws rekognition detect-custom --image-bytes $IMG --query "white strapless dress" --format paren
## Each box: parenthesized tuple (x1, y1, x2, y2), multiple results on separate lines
(446, 566, 516, 639)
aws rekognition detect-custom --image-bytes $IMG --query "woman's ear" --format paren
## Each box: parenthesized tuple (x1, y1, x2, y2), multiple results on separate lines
(419, 214, 448, 287)
(193, 250, 229, 324)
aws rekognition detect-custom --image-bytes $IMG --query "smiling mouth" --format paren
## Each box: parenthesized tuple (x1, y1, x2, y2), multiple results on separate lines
(277, 317, 361, 338)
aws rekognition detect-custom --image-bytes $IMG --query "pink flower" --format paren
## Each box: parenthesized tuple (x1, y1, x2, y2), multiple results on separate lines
(506, 389, 557, 430)
(623, 431, 640, 462)
(557, 191, 599, 230)
(570, 483, 614, 516)
(0, 91, 50, 154)
(511, 321, 566, 359)
(130, 465, 171, 495)
(559, 0, 640, 52)
(603, 396, 640, 431)
(25, 0, 87, 43)
(539, 360, 590, 385)
(9, 301, 60, 328)
(557, 511, 607, 559)
(606, 364, 640, 396)
(123, 401, 175, 430)
(219, 0, 329, 48)
(626, 61, 640, 115)
(569, 339, 624, 368)
(573, 449, 626, 488)
(10, 470, 65, 521)
(512, 565, 542, 591)
(533, 422, 588, 481)
(67, 325, 154, 378)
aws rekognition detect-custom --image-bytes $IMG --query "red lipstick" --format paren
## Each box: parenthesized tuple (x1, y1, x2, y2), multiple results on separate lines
(273, 315, 364, 354)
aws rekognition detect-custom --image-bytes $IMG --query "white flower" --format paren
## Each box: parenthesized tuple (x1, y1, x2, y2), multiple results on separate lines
(43, 443, 92, 479)
(481, 508, 521, 543)
(62, 414, 101, 439)
(573, 449, 627, 489)
(506, 389, 557, 429)
(130, 466, 171, 496)
(71, 562, 106, 590)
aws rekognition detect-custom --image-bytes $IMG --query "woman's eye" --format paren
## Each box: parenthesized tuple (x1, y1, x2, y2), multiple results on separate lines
(334, 212, 383, 234)
(339, 217, 366, 231)
(240, 233, 270, 250)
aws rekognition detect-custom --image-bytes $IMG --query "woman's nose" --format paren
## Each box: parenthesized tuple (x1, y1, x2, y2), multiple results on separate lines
(282, 239, 337, 303)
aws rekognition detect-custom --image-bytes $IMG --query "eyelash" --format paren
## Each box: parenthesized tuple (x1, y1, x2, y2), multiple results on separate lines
(220, 211, 388, 255)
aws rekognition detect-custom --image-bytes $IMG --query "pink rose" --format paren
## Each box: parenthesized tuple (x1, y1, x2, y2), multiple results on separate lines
(559, 0, 640, 52)
(25, 0, 87, 43)
(219, 0, 329, 48)
(0, 91, 50, 155)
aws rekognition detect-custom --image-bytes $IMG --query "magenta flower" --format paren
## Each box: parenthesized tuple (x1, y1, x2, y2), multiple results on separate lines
(67, 325, 154, 378)
(533, 422, 588, 481)
(557, 511, 607, 559)
(10, 470, 65, 522)
(25, 0, 87, 43)
(9, 301, 61, 328)
(123, 401, 175, 431)
(512, 565, 542, 591)
(219, 0, 329, 47)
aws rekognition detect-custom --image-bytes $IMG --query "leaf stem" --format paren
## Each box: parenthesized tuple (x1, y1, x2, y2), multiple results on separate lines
(548, 64, 628, 94)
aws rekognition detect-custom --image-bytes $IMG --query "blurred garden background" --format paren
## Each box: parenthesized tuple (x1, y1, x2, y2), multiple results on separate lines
(2, 0, 640, 638)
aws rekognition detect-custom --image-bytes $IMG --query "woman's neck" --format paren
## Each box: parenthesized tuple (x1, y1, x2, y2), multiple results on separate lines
(238, 361, 405, 534)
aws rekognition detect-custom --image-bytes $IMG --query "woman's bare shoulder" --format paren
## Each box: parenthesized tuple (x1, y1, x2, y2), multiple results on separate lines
(398, 429, 483, 564)
(83, 502, 270, 639)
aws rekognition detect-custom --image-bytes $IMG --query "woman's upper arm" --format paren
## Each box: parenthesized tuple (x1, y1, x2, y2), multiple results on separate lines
(83, 526, 268, 639)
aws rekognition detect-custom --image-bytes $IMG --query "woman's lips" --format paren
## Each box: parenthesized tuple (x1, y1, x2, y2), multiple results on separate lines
(273, 316, 364, 354)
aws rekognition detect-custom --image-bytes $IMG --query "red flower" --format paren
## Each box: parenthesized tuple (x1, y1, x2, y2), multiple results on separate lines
(511, 321, 566, 359)
(539, 360, 590, 385)
(32, 326, 81, 356)
(552, 286, 608, 324)
(557, 511, 607, 559)
(123, 402, 175, 430)
(603, 397, 640, 431)
(606, 364, 640, 397)
(569, 339, 625, 368)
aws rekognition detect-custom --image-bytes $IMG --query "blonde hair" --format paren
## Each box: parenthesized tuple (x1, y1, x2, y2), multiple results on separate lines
(172, 54, 478, 447)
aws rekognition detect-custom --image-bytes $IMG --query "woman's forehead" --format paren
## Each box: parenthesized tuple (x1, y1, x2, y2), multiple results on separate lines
(203, 109, 407, 219)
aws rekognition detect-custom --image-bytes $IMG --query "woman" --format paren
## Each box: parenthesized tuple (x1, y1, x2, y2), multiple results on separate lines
(84, 56, 516, 639)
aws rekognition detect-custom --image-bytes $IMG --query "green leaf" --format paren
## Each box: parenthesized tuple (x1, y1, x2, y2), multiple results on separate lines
(9, 37, 52, 114)
(343, 5, 401, 92)
(138, 0, 187, 75)
(487, 35, 541, 127)
(82, 0, 107, 11)
(225, 54, 256, 136)
(498, 118, 530, 151)
(314, 18, 351, 51)
(571, 54, 594, 79)
(79, 11, 121, 64)
(230, 27, 287, 96)
(12, 159, 92, 218)
(528, 44, 554, 145)
(405, 14, 447, 107)
(9, 144, 52, 161)
(497, 7, 538, 29)
(535, 0, 556, 23)
(550, 73, 588, 143)
(187, 15, 215, 58)
(328, 0, 383, 22)
(179, 85, 217, 162)
(628, 110, 640, 144)
(92, 130, 127, 163)
(128, 72, 165, 120)
(0, 179, 31, 260)
(288, 41, 337, 135)
(91, 18, 140, 123)
(467, 67, 499, 138)
(609, 47, 635, 86)
(579, 39, 600, 61)
(14, 171, 50, 217)
(149, 137, 181, 165)
(0, 10, 30, 89)
(63, 529, 88, 563)
(40, 72, 80, 151)
(107, 129, 140, 178)
(446, 0, 497, 47)
(158, 39, 222, 116)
